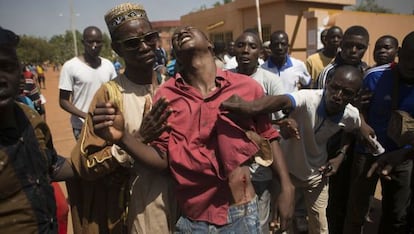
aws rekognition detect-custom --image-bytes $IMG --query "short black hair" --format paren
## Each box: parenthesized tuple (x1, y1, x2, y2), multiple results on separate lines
(332, 64, 363, 90)
(270, 30, 289, 42)
(235, 31, 262, 48)
(0, 27, 19, 60)
(320, 28, 328, 40)
(326, 26, 343, 37)
(0, 27, 19, 47)
(376, 35, 398, 48)
(343, 25, 369, 42)
(83, 26, 102, 38)
(401, 31, 414, 50)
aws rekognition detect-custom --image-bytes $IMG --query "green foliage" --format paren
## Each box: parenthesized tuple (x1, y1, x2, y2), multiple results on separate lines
(48, 30, 79, 64)
(213, 0, 232, 7)
(17, 35, 54, 64)
(16, 30, 115, 65)
(100, 33, 114, 60)
(352, 0, 392, 13)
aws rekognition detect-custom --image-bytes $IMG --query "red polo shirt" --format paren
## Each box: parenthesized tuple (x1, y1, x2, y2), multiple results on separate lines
(152, 69, 279, 225)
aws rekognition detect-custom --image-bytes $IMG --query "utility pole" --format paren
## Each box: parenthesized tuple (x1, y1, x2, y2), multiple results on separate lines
(70, 0, 78, 57)
(255, 0, 263, 42)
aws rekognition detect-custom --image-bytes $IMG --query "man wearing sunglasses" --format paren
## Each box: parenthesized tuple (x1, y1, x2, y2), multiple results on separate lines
(59, 26, 117, 141)
(68, 3, 176, 234)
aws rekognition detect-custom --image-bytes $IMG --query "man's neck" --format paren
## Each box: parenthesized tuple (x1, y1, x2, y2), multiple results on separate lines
(82, 53, 101, 69)
(322, 47, 337, 58)
(182, 52, 217, 97)
(124, 67, 154, 85)
(237, 64, 257, 76)
(270, 55, 287, 68)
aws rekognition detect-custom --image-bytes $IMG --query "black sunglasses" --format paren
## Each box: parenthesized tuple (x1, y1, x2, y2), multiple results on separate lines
(117, 31, 159, 50)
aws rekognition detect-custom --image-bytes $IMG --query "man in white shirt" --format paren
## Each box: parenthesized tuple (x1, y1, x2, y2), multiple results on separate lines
(261, 30, 311, 93)
(222, 65, 374, 234)
(59, 26, 116, 139)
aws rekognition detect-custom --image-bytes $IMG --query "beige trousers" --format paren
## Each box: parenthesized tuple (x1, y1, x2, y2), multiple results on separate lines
(290, 174, 329, 234)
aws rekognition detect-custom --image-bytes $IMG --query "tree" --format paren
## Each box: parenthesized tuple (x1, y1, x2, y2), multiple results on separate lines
(214, 0, 232, 7)
(352, 0, 392, 13)
(16, 30, 114, 65)
(17, 35, 54, 64)
(49, 30, 79, 64)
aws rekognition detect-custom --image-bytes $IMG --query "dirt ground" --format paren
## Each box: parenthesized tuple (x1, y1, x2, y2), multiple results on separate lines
(42, 69, 75, 234)
(41, 69, 382, 234)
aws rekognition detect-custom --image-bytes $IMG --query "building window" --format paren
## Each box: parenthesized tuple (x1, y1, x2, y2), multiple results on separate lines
(262, 25, 271, 42)
(210, 31, 233, 43)
(250, 25, 271, 42)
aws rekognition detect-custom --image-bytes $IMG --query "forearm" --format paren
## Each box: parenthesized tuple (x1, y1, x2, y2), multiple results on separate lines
(270, 140, 293, 188)
(337, 132, 353, 154)
(251, 95, 292, 116)
(118, 132, 168, 170)
(59, 99, 87, 119)
(52, 156, 75, 181)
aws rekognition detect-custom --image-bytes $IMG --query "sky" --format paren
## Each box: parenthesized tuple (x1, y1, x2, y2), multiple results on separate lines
(0, 0, 413, 39)
(0, 0, 218, 38)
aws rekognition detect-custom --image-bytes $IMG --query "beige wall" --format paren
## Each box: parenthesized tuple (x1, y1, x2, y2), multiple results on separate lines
(181, 0, 414, 63)
(306, 9, 414, 65)
(181, 3, 244, 39)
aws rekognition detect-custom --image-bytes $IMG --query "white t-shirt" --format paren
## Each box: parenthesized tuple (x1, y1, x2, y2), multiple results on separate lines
(231, 67, 286, 121)
(281, 89, 360, 181)
(230, 66, 286, 181)
(261, 56, 311, 93)
(224, 55, 238, 70)
(59, 57, 117, 129)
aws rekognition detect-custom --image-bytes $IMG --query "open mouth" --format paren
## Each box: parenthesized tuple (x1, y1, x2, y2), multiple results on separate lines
(178, 36, 191, 47)
(238, 57, 251, 63)
(176, 31, 192, 47)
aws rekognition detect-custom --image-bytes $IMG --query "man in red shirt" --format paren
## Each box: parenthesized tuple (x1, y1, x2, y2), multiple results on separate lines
(92, 26, 294, 233)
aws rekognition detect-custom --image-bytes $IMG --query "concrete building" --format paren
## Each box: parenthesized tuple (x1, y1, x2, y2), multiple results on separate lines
(180, 0, 414, 65)
(152, 20, 181, 58)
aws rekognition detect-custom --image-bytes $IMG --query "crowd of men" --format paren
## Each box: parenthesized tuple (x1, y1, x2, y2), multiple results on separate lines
(0, 2, 413, 234)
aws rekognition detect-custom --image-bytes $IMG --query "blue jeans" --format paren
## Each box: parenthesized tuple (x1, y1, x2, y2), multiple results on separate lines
(175, 197, 261, 234)
(252, 180, 272, 234)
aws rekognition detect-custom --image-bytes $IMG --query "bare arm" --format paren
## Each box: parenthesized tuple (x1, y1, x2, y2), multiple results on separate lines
(59, 89, 87, 119)
(269, 139, 295, 232)
(367, 147, 414, 180)
(221, 94, 293, 116)
(118, 132, 168, 170)
(319, 131, 353, 176)
(92, 101, 169, 170)
(51, 156, 75, 181)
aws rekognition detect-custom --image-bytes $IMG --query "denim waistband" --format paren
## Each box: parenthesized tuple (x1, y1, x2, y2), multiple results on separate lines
(227, 196, 258, 223)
